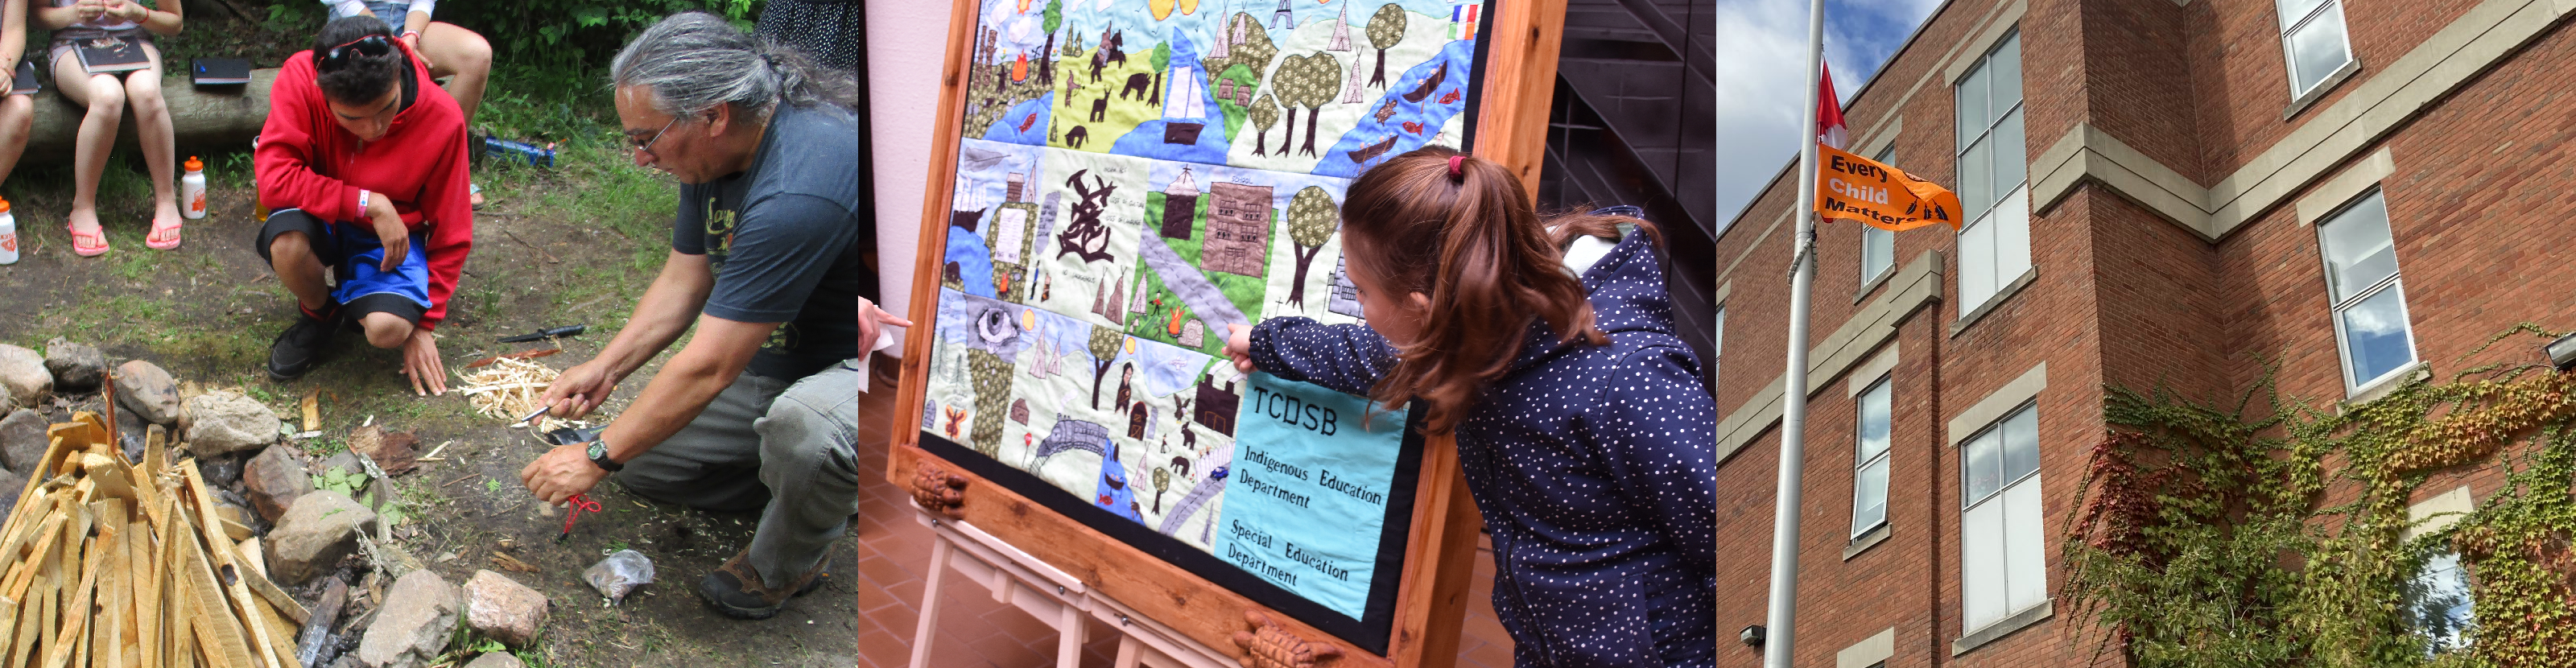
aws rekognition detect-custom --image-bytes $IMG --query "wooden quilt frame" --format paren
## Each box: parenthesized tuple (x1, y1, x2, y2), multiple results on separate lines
(886, 0, 1568, 662)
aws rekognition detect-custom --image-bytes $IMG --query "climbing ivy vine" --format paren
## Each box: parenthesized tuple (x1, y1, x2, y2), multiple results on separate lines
(2063, 324, 2576, 668)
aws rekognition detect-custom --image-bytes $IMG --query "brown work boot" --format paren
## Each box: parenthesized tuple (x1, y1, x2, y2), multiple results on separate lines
(697, 549, 830, 620)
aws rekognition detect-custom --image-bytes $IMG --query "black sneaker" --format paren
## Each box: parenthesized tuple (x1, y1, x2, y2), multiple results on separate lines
(698, 550, 830, 621)
(266, 303, 340, 381)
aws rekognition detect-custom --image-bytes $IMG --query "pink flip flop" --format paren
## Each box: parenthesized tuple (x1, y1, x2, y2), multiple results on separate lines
(66, 222, 109, 257)
(147, 216, 182, 250)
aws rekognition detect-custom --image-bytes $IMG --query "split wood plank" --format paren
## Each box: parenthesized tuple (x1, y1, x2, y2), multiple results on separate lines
(6, 578, 39, 668)
(219, 518, 253, 543)
(1, 513, 66, 602)
(230, 540, 308, 626)
(37, 522, 106, 668)
(183, 465, 287, 668)
(300, 389, 320, 434)
(175, 516, 258, 668)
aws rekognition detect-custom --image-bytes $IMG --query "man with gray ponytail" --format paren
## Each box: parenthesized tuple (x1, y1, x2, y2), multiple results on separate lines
(515, 13, 890, 621)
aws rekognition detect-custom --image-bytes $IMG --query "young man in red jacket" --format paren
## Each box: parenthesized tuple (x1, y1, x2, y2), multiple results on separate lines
(255, 14, 471, 394)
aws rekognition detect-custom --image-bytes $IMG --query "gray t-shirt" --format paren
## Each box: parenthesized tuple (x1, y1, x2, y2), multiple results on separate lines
(673, 102, 877, 380)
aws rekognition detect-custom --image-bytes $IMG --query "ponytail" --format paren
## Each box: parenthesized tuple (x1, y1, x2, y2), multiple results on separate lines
(1340, 147, 1651, 435)
(612, 13, 860, 120)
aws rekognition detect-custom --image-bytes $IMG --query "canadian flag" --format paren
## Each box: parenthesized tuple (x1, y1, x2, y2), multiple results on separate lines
(1818, 60, 1848, 150)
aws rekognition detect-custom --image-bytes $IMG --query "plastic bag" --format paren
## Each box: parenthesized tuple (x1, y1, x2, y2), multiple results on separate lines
(583, 550, 656, 604)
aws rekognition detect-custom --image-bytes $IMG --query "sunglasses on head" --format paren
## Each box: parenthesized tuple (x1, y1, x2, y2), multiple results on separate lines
(316, 34, 393, 72)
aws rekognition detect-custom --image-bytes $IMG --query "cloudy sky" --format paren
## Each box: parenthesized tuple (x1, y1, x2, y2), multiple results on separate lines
(1706, 0, 1947, 228)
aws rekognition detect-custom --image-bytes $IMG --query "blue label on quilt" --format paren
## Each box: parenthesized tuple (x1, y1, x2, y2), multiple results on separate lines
(1212, 372, 1406, 619)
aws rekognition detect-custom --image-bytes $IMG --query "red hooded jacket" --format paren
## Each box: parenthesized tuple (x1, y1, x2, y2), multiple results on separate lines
(255, 41, 473, 331)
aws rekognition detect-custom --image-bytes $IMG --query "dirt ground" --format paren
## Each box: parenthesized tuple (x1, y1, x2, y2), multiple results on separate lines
(0, 153, 861, 667)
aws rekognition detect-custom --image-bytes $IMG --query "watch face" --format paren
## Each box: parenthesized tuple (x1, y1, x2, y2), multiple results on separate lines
(588, 441, 608, 459)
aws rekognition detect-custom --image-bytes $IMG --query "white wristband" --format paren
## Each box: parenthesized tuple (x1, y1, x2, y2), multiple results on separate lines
(357, 189, 370, 212)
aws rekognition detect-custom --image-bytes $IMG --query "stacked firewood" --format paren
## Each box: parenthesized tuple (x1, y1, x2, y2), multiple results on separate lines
(0, 412, 312, 668)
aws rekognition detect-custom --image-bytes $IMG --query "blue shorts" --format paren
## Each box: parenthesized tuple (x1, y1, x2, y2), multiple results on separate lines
(257, 208, 431, 324)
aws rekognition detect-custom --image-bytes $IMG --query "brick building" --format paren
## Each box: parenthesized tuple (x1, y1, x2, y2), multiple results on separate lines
(1703, 1, 2576, 666)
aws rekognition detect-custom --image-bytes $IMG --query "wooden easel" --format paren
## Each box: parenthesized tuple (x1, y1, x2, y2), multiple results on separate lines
(888, 0, 1571, 664)
(907, 502, 1238, 668)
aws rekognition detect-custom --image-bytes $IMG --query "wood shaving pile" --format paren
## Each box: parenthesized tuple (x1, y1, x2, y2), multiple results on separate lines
(454, 357, 562, 427)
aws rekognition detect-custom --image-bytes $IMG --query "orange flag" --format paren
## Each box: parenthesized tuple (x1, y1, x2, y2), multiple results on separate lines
(1814, 142, 1963, 232)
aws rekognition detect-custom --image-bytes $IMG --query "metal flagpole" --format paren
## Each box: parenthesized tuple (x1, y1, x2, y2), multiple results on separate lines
(1761, 0, 1827, 666)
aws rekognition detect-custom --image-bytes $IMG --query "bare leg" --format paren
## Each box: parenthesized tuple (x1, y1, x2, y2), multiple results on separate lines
(54, 52, 125, 248)
(422, 23, 493, 208)
(0, 95, 33, 187)
(129, 43, 181, 246)
(360, 312, 414, 349)
(420, 23, 492, 122)
(267, 231, 333, 313)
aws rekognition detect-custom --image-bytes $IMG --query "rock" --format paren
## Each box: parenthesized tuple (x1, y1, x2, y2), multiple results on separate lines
(0, 344, 49, 409)
(39, 339, 105, 392)
(0, 466, 22, 526)
(112, 360, 180, 425)
(462, 570, 549, 648)
(197, 452, 246, 490)
(462, 654, 522, 668)
(0, 409, 45, 474)
(354, 570, 459, 668)
(329, 657, 362, 668)
(244, 446, 313, 522)
(269, 490, 378, 586)
(114, 406, 144, 462)
(320, 451, 367, 478)
(184, 391, 283, 456)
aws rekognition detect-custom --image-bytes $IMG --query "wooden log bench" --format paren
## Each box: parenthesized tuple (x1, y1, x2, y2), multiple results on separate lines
(20, 67, 276, 162)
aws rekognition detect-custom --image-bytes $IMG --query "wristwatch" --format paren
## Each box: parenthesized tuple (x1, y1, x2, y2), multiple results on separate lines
(586, 440, 623, 472)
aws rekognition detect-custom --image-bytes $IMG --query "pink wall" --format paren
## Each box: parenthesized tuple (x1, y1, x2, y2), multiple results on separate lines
(867, 0, 954, 356)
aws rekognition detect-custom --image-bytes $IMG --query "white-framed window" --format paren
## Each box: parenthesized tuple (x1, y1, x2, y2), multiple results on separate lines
(2405, 547, 2474, 654)
(1861, 144, 1897, 284)
(1954, 31, 2029, 315)
(1851, 377, 1893, 537)
(1960, 404, 2045, 631)
(2278, 0, 2354, 99)
(1711, 304, 1725, 381)
(2316, 191, 2417, 394)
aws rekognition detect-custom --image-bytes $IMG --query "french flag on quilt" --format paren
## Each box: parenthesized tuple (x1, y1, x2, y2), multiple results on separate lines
(1451, 5, 1479, 40)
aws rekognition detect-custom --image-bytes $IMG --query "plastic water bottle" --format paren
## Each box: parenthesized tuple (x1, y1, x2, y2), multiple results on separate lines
(180, 156, 208, 220)
(251, 136, 269, 222)
(480, 135, 558, 168)
(0, 197, 18, 265)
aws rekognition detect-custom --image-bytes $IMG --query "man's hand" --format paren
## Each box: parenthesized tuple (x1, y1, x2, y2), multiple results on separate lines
(539, 360, 617, 419)
(399, 328, 446, 396)
(364, 193, 407, 272)
(856, 296, 914, 349)
(519, 443, 609, 505)
(1224, 324, 1256, 373)
(74, 0, 105, 21)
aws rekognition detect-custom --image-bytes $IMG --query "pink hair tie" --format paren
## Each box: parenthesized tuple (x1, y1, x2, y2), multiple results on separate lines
(1446, 155, 1468, 182)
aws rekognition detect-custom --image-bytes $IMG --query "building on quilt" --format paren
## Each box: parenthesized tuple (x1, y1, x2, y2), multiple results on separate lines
(1161, 167, 1200, 240)
(1203, 182, 1272, 277)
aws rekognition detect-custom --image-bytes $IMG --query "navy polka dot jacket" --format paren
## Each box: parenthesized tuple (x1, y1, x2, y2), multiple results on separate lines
(1251, 228, 1720, 667)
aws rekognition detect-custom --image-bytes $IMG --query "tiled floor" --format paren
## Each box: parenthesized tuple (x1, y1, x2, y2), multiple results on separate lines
(848, 363, 1516, 667)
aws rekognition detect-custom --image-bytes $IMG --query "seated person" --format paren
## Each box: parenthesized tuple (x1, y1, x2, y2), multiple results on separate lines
(518, 13, 885, 621)
(39, 0, 182, 254)
(321, 1, 493, 207)
(254, 15, 472, 394)
(0, 0, 36, 199)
